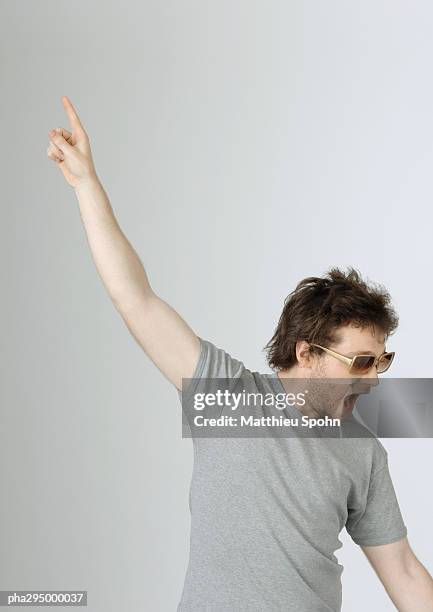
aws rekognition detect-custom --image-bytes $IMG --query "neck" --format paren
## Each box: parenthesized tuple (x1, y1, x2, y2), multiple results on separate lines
(276, 367, 319, 418)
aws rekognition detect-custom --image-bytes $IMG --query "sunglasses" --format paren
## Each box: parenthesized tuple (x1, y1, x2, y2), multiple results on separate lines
(309, 343, 395, 374)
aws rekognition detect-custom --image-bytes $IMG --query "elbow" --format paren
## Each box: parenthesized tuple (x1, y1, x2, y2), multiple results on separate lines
(111, 288, 155, 315)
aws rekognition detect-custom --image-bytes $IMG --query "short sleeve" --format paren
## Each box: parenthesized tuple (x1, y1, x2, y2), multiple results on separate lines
(177, 337, 246, 403)
(345, 457, 408, 546)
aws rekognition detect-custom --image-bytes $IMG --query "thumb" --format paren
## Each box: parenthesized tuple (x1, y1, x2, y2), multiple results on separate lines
(49, 129, 75, 155)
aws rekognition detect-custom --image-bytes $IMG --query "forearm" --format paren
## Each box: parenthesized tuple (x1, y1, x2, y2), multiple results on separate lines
(385, 559, 433, 611)
(74, 176, 152, 308)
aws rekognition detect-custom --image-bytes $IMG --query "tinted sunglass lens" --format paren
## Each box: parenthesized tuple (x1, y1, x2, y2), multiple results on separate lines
(377, 353, 394, 373)
(352, 355, 375, 373)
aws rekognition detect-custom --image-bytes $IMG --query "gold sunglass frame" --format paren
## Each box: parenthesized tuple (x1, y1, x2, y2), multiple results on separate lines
(309, 343, 395, 374)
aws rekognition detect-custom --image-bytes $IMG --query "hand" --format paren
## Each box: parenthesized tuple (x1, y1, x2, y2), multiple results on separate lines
(47, 96, 98, 189)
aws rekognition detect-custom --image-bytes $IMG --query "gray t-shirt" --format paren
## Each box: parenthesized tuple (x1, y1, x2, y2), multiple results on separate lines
(176, 338, 408, 612)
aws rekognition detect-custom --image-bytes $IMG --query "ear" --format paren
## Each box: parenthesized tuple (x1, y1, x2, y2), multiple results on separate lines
(295, 340, 315, 369)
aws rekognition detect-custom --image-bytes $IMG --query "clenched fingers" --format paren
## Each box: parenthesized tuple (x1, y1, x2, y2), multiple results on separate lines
(47, 140, 64, 163)
(48, 128, 68, 158)
(48, 128, 74, 155)
(55, 126, 73, 145)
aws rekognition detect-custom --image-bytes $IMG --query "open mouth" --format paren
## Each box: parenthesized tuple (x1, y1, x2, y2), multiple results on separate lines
(343, 393, 360, 410)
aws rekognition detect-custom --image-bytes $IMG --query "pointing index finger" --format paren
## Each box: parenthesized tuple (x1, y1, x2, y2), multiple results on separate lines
(61, 96, 85, 132)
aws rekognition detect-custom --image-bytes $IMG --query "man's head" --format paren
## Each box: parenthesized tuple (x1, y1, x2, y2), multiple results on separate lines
(264, 267, 399, 417)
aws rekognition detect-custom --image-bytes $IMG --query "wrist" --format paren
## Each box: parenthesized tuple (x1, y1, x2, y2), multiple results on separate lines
(74, 172, 101, 195)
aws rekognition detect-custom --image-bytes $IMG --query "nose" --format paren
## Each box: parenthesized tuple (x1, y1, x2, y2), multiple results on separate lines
(362, 368, 379, 387)
(352, 369, 379, 395)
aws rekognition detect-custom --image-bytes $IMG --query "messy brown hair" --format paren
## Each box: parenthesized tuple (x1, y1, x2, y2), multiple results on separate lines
(264, 267, 399, 371)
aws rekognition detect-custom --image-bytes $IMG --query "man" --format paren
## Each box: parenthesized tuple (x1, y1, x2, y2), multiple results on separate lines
(47, 96, 433, 611)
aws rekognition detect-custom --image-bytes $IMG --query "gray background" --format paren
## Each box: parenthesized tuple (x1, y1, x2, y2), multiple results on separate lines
(1, 1, 432, 610)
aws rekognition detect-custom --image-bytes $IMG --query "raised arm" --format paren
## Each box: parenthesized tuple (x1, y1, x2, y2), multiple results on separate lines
(47, 96, 200, 390)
